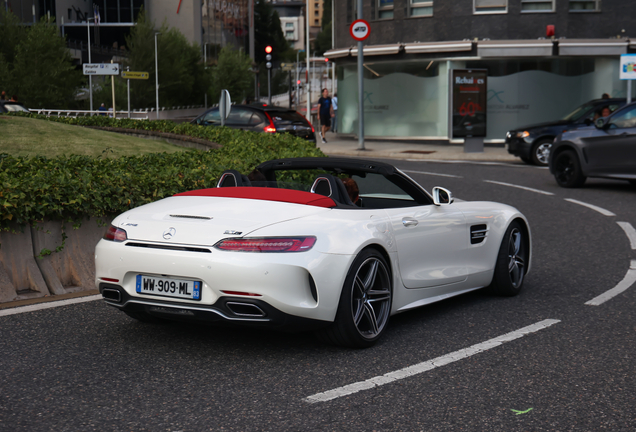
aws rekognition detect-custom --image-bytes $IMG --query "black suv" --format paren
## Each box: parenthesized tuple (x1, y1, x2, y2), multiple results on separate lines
(506, 98, 625, 166)
(192, 104, 316, 143)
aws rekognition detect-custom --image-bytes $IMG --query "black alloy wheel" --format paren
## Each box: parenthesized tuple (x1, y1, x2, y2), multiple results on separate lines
(553, 150, 586, 188)
(487, 221, 528, 297)
(316, 249, 392, 348)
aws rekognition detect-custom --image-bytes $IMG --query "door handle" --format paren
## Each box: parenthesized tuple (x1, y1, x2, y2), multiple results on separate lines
(402, 217, 418, 227)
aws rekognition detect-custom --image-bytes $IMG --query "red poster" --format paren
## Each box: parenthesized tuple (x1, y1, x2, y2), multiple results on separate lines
(452, 69, 487, 138)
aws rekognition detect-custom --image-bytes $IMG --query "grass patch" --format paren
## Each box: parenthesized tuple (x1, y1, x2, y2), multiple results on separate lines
(0, 116, 187, 158)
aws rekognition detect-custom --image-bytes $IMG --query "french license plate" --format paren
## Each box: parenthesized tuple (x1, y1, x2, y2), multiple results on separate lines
(136, 275, 201, 300)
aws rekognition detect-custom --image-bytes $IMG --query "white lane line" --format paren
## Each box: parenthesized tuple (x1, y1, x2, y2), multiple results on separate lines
(0, 295, 102, 318)
(402, 170, 462, 178)
(617, 222, 636, 250)
(406, 160, 549, 169)
(585, 261, 636, 306)
(304, 319, 561, 403)
(564, 198, 615, 217)
(483, 180, 554, 196)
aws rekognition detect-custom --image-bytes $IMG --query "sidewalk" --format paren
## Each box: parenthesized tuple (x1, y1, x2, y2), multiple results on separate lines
(316, 133, 520, 163)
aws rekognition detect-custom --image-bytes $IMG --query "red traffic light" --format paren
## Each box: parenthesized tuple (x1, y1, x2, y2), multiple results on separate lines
(265, 46, 273, 54)
(297, 80, 301, 85)
(325, 58, 329, 62)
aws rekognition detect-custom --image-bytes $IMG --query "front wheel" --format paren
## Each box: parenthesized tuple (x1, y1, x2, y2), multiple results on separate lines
(531, 139, 553, 166)
(553, 150, 586, 188)
(316, 249, 392, 348)
(487, 221, 528, 297)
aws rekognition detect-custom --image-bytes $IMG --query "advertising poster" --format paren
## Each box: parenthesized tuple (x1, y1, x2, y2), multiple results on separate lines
(620, 54, 636, 80)
(452, 69, 487, 138)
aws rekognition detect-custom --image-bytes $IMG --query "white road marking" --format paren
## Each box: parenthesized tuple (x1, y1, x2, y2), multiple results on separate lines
(402, 170, 462, 178)
(564, 198, 615, 217)
(617, 222, 636, 250)
(483, 180, 554, 196)
(406, 160, 549, 169)
(0, 295, 102, 318)
(585, 261, 636, 306)
(304, 319, 561, 403)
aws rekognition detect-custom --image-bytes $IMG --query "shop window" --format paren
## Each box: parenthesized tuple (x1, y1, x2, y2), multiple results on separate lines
(378, 0, 394, 19)
(521, 0, 555, 12)
(409, 0, 433, 17)
(474, 0, 507, 14)
(569, 0, 600, 11)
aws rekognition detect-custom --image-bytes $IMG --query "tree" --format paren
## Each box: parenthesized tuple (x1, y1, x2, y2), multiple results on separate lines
(313, 0, 333, 55)
(8, 18, 79, 108)
(254, 0, 289, 64)
(209, 46, 253, 103)
(125, 11, 210, 109)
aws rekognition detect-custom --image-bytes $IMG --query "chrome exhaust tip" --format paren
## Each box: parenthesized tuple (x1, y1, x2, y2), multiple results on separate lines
(226, 302, 266, 318)
(102, 288, 122, 303)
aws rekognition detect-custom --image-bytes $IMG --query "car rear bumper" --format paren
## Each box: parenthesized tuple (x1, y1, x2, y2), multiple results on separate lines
(99, 282, 330, 330)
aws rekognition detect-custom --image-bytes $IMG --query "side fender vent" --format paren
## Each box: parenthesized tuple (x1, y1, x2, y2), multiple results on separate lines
(470, 224, 488, 244)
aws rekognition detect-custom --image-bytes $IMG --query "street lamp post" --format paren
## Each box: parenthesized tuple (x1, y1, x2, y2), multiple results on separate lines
(203, 43, 208, 109)
(86, 17, 94, 113)
(154, 32, 160, 120)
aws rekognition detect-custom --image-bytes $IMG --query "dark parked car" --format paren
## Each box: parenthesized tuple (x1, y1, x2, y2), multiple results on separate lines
(192, 104, 316, 143)
(549, 101, 636, 188)
(0, 101, 29, 113)
(506, 98, 625, 166)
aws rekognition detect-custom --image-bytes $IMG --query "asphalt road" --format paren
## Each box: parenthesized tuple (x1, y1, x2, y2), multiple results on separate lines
(1, 160, 635, 431)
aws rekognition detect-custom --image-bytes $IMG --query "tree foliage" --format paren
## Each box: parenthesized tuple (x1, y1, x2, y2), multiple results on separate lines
(209, 46, 253, 103)
(254, 0, 289, 64)
(0, 10, 79, 108)
(313, 0, 333, 56)
(124, 11, 210, 109)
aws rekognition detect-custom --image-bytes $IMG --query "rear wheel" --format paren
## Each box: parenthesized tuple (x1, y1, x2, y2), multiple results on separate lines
(316, 249, 392, 348)
(553, 150, 586, 188)
(487, 221, 528, 297)
(531, 139, 553, 166)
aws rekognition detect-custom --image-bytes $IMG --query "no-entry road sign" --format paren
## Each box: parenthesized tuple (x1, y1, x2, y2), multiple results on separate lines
(122, 71, 150, 80)
(350, 19, 370, 42)
(83, 63, 120, 75)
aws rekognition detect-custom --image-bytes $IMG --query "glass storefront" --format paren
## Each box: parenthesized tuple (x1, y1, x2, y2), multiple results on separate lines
(339, 56, 633, 140)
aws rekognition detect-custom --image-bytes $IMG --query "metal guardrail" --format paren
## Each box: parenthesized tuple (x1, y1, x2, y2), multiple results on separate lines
(28, 106, 207, 120)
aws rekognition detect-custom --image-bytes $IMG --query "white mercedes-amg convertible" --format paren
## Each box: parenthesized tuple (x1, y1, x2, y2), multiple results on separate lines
(95, 158, 531, 348)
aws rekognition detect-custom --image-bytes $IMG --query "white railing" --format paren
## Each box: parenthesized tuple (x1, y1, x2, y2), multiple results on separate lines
(29, 105, 207, 120)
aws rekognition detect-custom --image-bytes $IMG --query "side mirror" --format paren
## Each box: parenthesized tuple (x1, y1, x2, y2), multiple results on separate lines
(595, 118, 607, 129)
(432, 186, 454, 206)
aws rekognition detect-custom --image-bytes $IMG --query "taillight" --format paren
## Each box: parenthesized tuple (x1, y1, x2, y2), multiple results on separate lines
(264, 112, 277, 133)
(214, 237, 316, 252)
(104, 225, 128, 242)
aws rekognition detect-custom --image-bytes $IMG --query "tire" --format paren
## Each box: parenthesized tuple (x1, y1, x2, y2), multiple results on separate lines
(530, 139, 553, 166)
(487, 221, 528, 297)
(123, 310, 167, 323)
(316, 249, 392, 348)
(553, 150, 586, 188)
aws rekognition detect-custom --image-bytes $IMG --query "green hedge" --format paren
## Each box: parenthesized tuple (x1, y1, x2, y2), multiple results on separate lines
(0, 114, 325, 230)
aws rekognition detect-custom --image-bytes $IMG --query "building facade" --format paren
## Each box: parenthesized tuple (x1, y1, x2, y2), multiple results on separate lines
(327, 1, 636, 141)
(271, 1, 306, 51)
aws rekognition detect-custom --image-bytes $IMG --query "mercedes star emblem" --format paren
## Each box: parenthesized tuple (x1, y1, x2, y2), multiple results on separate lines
(163, 227, 176, 240)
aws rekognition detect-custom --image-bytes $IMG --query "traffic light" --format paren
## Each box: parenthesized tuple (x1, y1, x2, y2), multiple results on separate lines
(325, 58, 329, 62)
(265, 46, 272, 69)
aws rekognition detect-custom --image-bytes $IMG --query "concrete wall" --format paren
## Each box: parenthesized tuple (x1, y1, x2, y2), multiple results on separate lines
(148, 0, 202, 46)
(0, 218, 112, 304)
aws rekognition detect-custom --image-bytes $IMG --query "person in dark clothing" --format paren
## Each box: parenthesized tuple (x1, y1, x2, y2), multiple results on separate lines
(317, 88, 334, 143)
